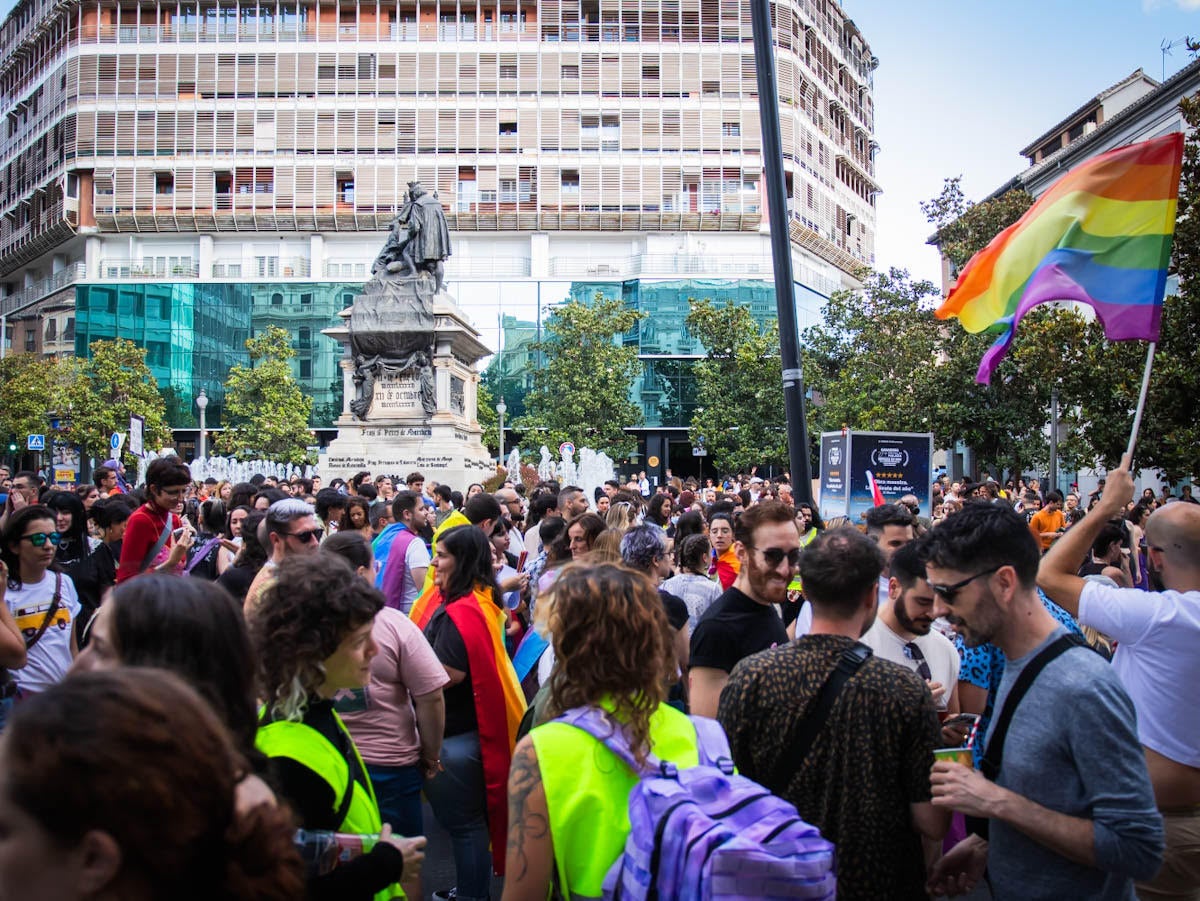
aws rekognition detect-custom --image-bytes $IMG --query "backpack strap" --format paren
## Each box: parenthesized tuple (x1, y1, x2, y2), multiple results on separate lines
(24, 573, 63, 651)
(688, 715, 735, 775)
(555, 706, 669, 777)
(979, 632, 1088, 781)
(769, 641, 872, 793)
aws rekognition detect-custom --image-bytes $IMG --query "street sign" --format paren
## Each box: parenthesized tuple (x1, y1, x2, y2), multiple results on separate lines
(26, 434, 45, 451)
(110, 432, 125, 452)
(558, 441, 575, 458)
(692, 446, 707, 457)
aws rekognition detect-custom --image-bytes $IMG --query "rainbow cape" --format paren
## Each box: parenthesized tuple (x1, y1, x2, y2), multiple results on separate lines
(936, 132, 1184, 384)
(442, 586, 527, 874)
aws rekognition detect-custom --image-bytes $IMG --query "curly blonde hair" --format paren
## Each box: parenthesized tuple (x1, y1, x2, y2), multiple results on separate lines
(540, 563, 675, 764)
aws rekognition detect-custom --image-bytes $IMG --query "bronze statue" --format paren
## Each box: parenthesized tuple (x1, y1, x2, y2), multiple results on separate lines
(371, 180, 452, 295)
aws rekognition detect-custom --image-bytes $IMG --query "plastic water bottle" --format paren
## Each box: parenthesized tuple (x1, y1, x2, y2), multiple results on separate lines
(294, 829, 380, 877)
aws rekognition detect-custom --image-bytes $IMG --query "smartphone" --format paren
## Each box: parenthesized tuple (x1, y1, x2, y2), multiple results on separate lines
(942, 713, 979, 730)
(517, 550, 528, 572)
(172, 527, 186, 540)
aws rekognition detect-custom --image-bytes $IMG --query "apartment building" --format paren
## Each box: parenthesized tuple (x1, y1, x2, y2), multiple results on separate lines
(0, 0, 879, 473)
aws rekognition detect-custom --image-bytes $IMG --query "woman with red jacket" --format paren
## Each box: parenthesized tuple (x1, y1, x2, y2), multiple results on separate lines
(115, 457, 195, 583)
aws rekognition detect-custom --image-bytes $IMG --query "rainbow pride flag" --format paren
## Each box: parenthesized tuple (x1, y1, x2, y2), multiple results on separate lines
(936, 132, 1184, 384)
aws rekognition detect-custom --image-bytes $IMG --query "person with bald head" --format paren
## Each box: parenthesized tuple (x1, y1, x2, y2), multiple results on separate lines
(1039, 453, 1200, 901)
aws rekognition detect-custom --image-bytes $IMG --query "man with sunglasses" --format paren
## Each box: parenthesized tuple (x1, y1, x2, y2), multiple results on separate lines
(924, 502, 1162, 900)
(244, 498, 322, 615)
(688, 501, 796, 718)
(1039, 453, 1200, 901)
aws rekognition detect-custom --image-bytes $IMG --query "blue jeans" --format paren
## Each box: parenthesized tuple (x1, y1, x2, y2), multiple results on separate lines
(366, 763, 424, 839)
(423, 731, 491, 901)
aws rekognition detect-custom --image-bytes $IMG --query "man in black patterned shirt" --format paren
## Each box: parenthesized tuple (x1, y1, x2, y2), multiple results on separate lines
(718, 527, 947, 901)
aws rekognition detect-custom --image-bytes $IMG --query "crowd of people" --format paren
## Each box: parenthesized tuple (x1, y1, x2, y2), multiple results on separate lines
(0, 455, 1195, 901)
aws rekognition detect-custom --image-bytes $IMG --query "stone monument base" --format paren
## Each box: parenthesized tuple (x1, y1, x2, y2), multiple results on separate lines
(321, 421, 494, 489)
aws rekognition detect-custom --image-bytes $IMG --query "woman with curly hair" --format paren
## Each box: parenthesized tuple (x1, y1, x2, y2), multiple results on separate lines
(423, 524, 526, 901)
(249, 554, 426, 901)
(340, 496, 374, 542)
(501, 564, 716, 901)
(0, 668, 304, 900)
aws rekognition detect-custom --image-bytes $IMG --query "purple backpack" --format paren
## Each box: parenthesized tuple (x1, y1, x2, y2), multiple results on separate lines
(555, 707, 835, 900)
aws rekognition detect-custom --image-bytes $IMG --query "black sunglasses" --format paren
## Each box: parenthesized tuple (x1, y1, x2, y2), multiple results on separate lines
(21, 531, 62, 547)
(286, 527, 323, 544)
(748, 545, 802, 568)
(927, 565, 1003, 603)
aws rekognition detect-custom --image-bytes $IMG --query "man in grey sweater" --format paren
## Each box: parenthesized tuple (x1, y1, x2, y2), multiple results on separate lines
(921, 502, 1163, 899)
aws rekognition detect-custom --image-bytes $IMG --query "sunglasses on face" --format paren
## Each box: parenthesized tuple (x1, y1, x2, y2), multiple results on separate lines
(21, 531, 62, 547)
(927, 564, 1003, 604)
(750, 545, 802, 568)
(286, 528, 323, 544)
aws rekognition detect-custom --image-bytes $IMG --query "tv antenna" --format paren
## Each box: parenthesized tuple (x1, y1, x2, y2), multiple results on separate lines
(1161, 37, 1190, 81)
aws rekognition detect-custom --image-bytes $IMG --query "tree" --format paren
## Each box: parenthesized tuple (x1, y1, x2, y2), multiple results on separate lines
(511, 295, 644, 457)
(476, 378, 499, 455)
(687, 298, 788, 473)
(0, 354, 69, 451)
(61, 339, 172, 462)
(216, 326, 315, 464)
(921, 177, 1035, 273)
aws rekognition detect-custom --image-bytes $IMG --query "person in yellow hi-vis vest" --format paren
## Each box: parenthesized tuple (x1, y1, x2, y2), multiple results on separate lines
(250, 553, 426, 901)
(501, 564, 707, 900)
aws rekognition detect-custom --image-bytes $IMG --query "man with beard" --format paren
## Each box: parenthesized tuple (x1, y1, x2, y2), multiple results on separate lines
(718, 527, 947, 900)
(687, 501, 796, 718)
(925, 502, 1162, 900)
(862, 539, 962, 733)
(1039, 453, 1200, 901)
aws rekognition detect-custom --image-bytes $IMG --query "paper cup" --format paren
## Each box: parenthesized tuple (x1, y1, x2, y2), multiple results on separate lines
(933, 747, 974, 768)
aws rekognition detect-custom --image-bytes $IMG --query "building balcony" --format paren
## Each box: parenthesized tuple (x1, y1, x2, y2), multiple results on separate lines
(0, 262, 85, 317)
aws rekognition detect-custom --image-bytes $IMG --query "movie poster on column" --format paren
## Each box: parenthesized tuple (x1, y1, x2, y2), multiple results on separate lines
(819, 432, 849, 522)
(847, 432, 933, 523)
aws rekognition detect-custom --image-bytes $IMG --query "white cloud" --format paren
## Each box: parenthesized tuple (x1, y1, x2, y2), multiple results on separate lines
(1143, 0, 1200, 12)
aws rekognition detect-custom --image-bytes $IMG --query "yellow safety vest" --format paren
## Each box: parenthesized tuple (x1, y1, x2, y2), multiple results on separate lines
(531, 703, 700, 900)
(256, 712, 404, 901)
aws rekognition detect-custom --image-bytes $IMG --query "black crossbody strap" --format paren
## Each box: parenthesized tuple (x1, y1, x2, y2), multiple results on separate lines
(139, 512, 173, 574)
(980, 632, 1087, 781)
(769, 642, 872, 792)
(25, 573, 62, 651)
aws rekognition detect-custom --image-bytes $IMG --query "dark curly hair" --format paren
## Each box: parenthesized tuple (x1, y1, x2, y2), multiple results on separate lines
(250, 554, 382, 722)
(542, 563, 674, 765)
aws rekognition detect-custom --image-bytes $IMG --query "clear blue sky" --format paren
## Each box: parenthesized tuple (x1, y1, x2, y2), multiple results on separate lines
(852, 0, 1200, 285)
(1, 0, 1195, 288)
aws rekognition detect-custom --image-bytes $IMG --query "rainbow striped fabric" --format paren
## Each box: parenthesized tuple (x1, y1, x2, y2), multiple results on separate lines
(936, 132, 1184, 384)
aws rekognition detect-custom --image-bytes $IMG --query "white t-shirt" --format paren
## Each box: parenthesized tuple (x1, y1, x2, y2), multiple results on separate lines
(860, 617, 960, 710)
(1079, 580, 1200, 767)
(399, 538, 431, 614)
(7, 571, 80, 694)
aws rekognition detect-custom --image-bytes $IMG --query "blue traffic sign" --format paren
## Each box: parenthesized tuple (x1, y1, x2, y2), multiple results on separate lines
(26, 434, 45, 451)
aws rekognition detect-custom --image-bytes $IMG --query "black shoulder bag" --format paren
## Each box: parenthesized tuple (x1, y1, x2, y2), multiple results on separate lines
(768, 641, 873, 793)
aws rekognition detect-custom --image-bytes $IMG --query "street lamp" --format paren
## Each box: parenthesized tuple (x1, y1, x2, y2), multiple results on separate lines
(496, 399, 507, 467)
(196, 388, 209, 462)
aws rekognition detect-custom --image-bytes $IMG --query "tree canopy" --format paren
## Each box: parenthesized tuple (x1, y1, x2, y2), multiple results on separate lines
(216, 326, 315, 464)
(511, 295, 644, 457)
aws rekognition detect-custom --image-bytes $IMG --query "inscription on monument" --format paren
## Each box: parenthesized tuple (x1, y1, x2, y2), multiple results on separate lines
(374, 373, 422, 414)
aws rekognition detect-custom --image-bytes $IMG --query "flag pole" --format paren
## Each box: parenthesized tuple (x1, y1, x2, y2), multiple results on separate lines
(1125, 342, 1157, 461)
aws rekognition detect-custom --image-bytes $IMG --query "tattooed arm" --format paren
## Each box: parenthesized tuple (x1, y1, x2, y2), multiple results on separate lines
(502, 736, 555, 901)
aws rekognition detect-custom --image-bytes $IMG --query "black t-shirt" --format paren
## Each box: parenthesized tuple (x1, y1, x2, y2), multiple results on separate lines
(659, 589, 689, 632)
(689, 586, 789, 674)
(424, 604, 478, 737)
(217, 562, 259, 603)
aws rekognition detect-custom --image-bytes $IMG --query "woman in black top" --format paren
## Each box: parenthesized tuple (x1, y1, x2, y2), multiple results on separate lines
(70, 496, 132, 644)
(45, 489, 91, 572)
(217, 510, 268, 603)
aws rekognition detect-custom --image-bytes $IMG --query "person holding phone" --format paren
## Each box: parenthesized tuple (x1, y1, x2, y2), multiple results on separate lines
(115, 458, 195, 583)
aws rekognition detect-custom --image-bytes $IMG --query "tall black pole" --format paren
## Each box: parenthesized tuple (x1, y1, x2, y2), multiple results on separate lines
(750, 0, 813, 503)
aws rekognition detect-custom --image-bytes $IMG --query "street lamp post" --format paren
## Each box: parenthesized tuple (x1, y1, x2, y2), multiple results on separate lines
(196, 388, 209, 462)
(496, 399, 507, 467)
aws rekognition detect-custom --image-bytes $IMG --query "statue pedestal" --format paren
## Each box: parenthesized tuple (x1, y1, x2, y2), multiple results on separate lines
(321, 294, 495, 488)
